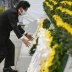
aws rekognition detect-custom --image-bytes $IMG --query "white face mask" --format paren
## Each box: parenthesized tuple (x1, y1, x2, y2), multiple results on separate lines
(21, 9, 26, 15)
(19, 9, 26, 15)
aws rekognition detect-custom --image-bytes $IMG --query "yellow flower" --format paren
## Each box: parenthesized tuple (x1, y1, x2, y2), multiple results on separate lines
(57, 6, 72, 16)
(53, 15, 72, 35)
(52, 44, 59, 49)
(51, 49, 55, 56)
(38, 19, 44, 31)
(40, 56, 54, 71)
(47, 56, 54, 67)
(61, 1, 72, 6)
(44, 2, 53, 10)
(40, 20, 44, 28)
(44, 68, 50, 72)
(48, 37, 53, 46)
(49, 0, 57, 5)
(47, 44, 59, 67)
(45, 30, 53, 47)
(49, 44, 58, 56)
(45, 30, 52, 38)
(39, 44, 59, 72)
(39, 60, 46, 72)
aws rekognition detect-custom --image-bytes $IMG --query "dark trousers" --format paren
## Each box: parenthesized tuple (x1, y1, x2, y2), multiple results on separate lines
(0, 39, 15, 67)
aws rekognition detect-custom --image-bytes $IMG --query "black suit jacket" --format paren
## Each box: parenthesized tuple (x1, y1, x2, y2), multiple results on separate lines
(0, 8, 25, 44)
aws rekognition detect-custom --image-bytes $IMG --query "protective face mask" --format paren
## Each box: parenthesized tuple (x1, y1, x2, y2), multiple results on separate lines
(21, 10, 26, 15)
(19, 9, 26, 16)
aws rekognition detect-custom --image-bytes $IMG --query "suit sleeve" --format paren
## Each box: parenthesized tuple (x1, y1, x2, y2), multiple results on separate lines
(18, 25, 25, 34)
(7, 12, 25, 39)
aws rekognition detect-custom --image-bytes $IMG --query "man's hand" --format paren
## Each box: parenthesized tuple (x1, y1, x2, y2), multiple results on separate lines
(25, 33, 33, 41)
(22, 36, 31, 47)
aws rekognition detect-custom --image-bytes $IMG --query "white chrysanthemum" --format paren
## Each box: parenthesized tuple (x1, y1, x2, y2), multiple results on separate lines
(27, 28, 52, 72)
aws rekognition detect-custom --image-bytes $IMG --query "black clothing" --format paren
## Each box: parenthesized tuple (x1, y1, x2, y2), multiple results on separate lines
(0, 39, 15, 66)
(0, 8, 25, 66)
(3, 67, 18, 72)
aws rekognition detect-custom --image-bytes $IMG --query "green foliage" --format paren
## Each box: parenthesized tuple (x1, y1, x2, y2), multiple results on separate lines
(29, 38, 38, 56)
(29, 44, 37, 56)
(55, 9, 72, 25)
(29, 19, 51, 55)
(43, 2, 54, 19)
(60, 2, 72, 10)
(43, 19, 50, 29)
(42, 0, 72, 71)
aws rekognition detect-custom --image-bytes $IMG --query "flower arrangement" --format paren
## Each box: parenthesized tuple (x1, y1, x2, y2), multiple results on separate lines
(27, 19, 51, 72)
(28, 0, 72, 72)
(39, 0, 72, 72)
(29, 19, 50, 55)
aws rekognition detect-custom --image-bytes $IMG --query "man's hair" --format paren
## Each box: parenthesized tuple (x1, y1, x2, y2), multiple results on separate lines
(16, 1, 30, 9)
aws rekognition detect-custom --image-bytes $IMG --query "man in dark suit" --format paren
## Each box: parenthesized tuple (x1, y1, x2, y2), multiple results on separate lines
(0, 1, 33, 72)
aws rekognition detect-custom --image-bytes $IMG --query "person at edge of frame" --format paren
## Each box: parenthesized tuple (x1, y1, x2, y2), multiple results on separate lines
(0, 1, 33, 72)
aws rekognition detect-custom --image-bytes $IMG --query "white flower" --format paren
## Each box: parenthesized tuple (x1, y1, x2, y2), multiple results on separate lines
(27, 28, 52, 72)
